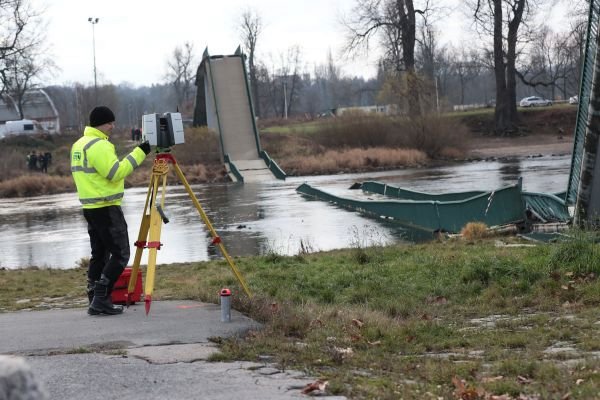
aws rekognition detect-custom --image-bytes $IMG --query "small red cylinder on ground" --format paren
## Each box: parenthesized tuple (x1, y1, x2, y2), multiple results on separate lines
(220, 288, 231, 322)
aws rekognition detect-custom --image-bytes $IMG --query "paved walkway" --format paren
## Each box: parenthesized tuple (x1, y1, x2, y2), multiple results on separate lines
(0, 301, 346, 400)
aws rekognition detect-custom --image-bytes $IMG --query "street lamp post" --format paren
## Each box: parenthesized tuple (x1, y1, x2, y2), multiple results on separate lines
(283, 80, 288, 120)
(88, 17, 99, 102)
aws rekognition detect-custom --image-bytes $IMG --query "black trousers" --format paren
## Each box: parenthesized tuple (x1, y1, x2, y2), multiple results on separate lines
(83, 206, 130, 286)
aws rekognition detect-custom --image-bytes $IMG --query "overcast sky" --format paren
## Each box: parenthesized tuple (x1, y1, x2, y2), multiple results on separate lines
(38, 0, 568, 88)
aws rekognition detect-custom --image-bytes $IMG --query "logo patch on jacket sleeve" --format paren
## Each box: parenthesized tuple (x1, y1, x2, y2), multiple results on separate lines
(72, 151, 82, 161)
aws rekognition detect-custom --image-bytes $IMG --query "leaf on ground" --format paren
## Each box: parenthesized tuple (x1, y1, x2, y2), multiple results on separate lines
(350, 334, 362, 342)
(481, 376, 504, 383)
(351, 318, 364, 328)
(301, 379, 328, 394)
(309, 318, 323, 328)
(451, 376, 483, 400)
(333, 346, 353, 357)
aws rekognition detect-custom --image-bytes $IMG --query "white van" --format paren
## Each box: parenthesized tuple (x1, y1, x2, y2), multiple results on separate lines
(0, 119, 45, 138)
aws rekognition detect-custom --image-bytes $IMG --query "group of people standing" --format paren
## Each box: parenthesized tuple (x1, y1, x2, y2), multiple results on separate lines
(26, 150, 52, 173)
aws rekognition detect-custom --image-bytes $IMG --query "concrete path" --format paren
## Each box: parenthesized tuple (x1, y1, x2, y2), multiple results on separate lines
(0, 301, 346, 400)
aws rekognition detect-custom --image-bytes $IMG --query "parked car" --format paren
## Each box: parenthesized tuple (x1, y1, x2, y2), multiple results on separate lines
(569, 95, 579, 105)
(519, 96, 553, 107)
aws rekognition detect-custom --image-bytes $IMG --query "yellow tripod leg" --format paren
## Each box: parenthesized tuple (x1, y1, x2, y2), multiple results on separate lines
(172, 163, 253, 298)
(127, 176, 154, 304)
(144, 172, 167, 314)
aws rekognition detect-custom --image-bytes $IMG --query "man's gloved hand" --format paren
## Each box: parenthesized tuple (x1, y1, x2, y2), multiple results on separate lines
(138, 140, 151, 155)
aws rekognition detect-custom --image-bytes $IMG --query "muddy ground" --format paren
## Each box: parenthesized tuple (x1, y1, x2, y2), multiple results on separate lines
(461, 106, 576, 159)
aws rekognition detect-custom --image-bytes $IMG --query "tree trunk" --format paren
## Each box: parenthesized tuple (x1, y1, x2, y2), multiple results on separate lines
(249, 55, 261, 118)
(493, 0, 524, 135)
(399, 0, 421, 117)
(493, 0, 509, 134)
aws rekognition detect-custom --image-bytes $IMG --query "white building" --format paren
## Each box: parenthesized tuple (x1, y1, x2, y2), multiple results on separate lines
(0, 89, 60, 135)
(334, 104, 396, 117)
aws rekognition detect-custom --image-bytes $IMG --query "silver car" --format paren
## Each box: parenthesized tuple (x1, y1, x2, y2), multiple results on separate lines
(519, 96, 553, 107)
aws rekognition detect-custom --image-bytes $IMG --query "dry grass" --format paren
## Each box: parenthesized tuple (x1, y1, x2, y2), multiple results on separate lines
(460, 222, 489, 240)
(166, 127, 221, 165)
(263, 113, 469, 167)
(0, 174, 74, 197)
(280, 147, 427, 175)
(311, 113, 469, 158)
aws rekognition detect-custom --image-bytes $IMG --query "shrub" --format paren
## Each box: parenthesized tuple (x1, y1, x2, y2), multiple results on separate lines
(306, 113, 469, 159)
(0, 174, 74, 197)
(169, 127, 221, 165)
(461, 222, 489, 240)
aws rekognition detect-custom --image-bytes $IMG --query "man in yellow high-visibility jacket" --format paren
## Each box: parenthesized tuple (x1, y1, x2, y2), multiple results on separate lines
(71, 106, 151, 315)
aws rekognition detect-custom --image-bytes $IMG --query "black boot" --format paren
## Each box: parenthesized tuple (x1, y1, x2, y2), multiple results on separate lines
(88, 275, 123, 316)
(87, 280, 94, 304)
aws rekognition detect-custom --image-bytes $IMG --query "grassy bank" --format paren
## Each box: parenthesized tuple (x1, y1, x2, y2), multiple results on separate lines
(2, 232, 600, 399)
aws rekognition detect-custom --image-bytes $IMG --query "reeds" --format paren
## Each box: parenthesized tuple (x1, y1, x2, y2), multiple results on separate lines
(281, 147, 427, 175)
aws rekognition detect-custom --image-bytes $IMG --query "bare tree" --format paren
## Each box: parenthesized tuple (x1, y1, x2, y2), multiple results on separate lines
(165, 42, 196, 113)
(261, 47, 305, 118)
(0, 0, 30, 90)
(469, 0, 541, 135)
(3, 45, 55, 118)
(343, 0, 433, 117)
(518, 26, 580, 100)
(450, 46, 482, 105)
(0, 0, 55, 115)
(239, 8, 263, 118)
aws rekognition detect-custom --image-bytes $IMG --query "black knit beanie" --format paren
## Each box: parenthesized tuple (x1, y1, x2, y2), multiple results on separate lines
(89, 106, 115, 127)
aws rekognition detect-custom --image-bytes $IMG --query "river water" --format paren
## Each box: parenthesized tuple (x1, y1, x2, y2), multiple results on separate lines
(0, 155, 571, 269)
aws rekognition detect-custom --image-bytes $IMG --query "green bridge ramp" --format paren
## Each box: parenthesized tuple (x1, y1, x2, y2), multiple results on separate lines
(297, 182, 527, 233)
(199, 47, 285, 183)
(360, 181, 570, 224)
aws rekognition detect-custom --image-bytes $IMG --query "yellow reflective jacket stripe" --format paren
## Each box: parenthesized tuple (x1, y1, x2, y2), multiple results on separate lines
(71, 126, 146, 209)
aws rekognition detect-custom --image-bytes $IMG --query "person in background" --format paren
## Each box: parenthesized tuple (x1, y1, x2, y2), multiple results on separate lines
(38, 151, 48, 173)
(44, 151, 52, 168)
(70, 106, 151, 316)
(27, 151, 38, 171)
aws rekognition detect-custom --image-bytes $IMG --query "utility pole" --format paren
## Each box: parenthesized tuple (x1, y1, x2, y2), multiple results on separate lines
(88, 17, 99, 102)
(435, 76, 439, 114)
(283, 79, 288, 119)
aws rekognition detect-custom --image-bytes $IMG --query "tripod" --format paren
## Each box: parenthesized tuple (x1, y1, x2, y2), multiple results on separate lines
(126, 151, 252, 314)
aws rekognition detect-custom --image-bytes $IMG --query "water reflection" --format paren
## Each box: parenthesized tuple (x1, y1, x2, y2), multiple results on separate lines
(0, 155, 572, 269)
(498, 159, 522, 183)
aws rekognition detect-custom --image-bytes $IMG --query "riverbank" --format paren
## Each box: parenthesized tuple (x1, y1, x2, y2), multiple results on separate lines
(2, 235, 600, 398)
(0, 107, 576, 198)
